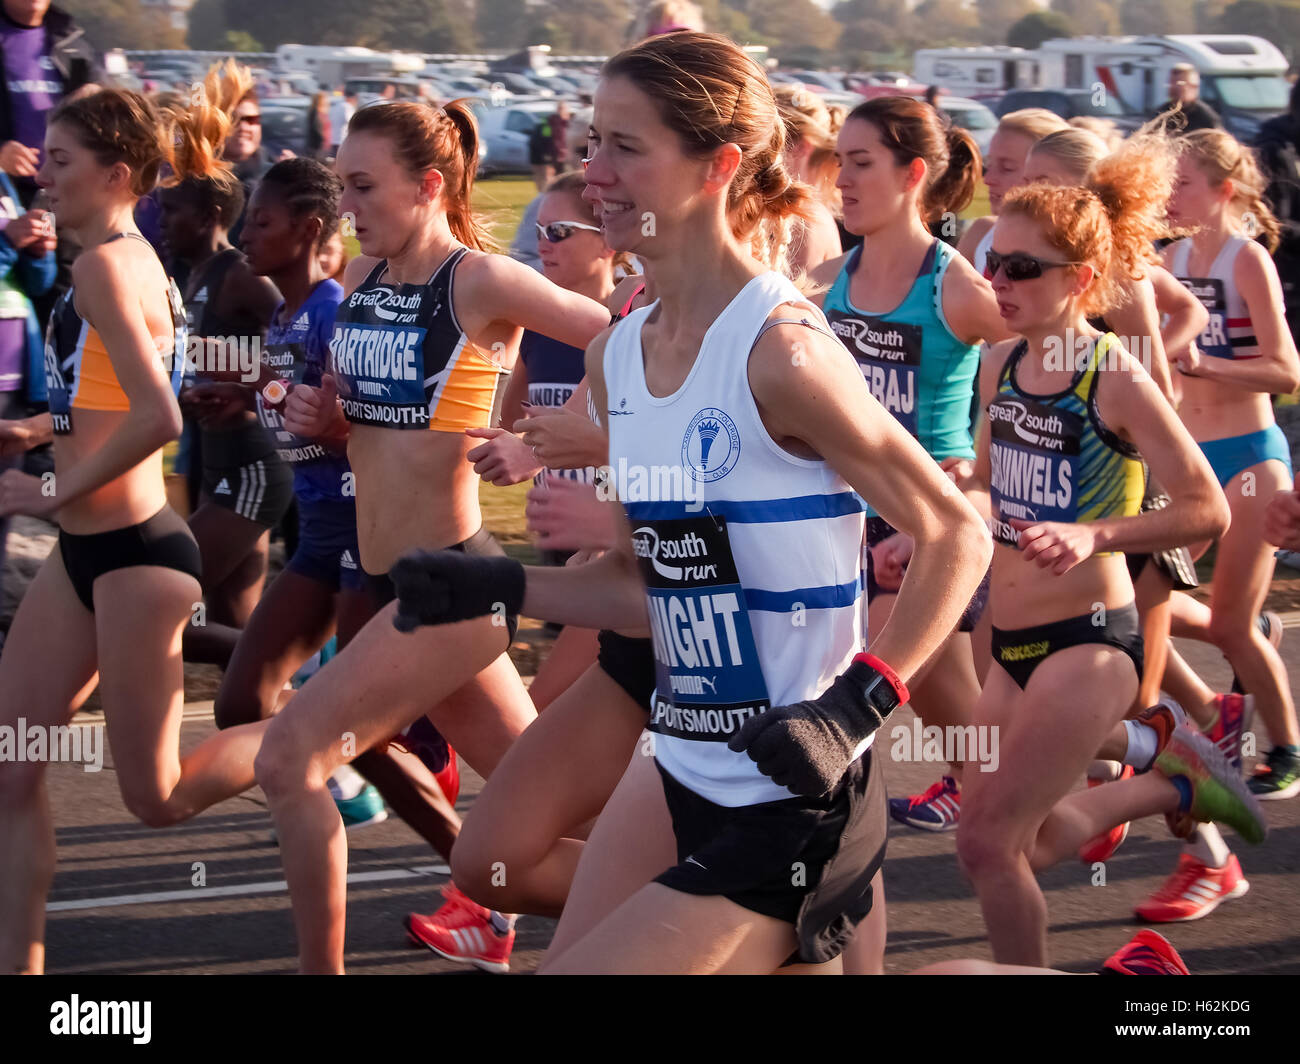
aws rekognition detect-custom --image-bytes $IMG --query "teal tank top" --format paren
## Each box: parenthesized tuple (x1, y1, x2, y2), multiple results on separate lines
(823, 240, 980, 516)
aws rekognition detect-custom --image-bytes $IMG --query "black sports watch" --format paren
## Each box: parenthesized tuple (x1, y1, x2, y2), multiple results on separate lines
(847, 652, 909, 717)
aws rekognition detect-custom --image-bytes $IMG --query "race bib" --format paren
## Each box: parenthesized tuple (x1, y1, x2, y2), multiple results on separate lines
(988, 394, 1080, 543)
(827, 311, 922, 435)
(632, 515, 771, 742)
(1179, 276, 1231, 360)
(329, 321, 430, 428)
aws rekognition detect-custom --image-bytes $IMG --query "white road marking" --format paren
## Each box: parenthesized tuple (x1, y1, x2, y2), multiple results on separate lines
(47, 864, 451, 912)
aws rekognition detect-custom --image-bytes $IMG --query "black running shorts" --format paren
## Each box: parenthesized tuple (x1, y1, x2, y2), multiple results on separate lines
(654, 746, 888, 965)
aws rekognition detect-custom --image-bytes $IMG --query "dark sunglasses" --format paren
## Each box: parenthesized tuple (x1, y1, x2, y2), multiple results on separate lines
(536, 220, 601, 243)
(985, 250, 1083, 282)
(236, 114, 261, 127)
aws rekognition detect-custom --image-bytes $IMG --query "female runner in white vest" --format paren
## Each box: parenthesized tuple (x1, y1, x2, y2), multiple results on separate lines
(389, 31, 992, 974)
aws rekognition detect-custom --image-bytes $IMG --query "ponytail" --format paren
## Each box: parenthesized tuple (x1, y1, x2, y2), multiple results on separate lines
(441, 99, 495, 252)
(924, 125, 981, 222)
(736, 156, 816, 277)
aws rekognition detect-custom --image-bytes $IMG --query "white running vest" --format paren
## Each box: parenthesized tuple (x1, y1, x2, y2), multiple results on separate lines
(605, 272, 868, 807)
(1168, 236, 1259, 361)
(973, 222, 995, 277)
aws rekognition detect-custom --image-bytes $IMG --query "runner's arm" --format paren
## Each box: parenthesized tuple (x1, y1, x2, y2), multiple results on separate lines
(462, 252, 611, 351)
(1086, 352, 1229, 555)
(1105, 276, 1175, 404)
(941, 253, 1015, 345)
(750, 318, 992, 685)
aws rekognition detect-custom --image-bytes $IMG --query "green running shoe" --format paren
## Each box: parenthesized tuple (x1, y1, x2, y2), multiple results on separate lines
(1155, 726, 1267, 845)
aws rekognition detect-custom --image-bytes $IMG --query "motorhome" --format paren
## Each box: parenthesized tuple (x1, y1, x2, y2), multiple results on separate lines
(273, 45, 424, 91)
(912, 46, 1040, 99)
(1035, 35, 1290, 137)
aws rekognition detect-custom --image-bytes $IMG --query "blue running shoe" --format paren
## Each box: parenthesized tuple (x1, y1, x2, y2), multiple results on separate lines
(332, 782, 388, 830)
(889, 775, 960, 831)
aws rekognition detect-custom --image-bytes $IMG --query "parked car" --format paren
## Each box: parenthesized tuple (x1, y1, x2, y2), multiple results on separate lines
(260, 97, 312, 158)
(994, 88, 1141, 131)
(495, 72, 554, 97)
(939, 96, 998, 157)
(473, 100, 565, 175)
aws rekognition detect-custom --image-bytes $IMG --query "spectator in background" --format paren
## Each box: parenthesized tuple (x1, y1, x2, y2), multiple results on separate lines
(528, 109, 557, 191)
(306, 91, 331, 160)
(925, 84, 942, 109)
(630, 0, 704, 39)
(0, 164, 55, 640)
(550, 100, 571, 174)
(0, 1, 100, 206)
(222, 80, 287, 246)
(329, 86, 355, 155)
(0, 1, 99, 327)
(1155, 64, 1222, 134)
(1257, 79, 1300, 350)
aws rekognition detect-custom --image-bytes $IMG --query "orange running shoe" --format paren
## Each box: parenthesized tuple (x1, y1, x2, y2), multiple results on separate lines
(1135, 853, 1249, 923)
(1102, 929, 1189, 974)
(407, 884, 514, 974)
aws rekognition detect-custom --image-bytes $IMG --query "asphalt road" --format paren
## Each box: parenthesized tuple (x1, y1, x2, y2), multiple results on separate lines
(40, 627, 1300, 976)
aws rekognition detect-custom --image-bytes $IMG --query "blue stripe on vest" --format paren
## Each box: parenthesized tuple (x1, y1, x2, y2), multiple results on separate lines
(743, 577, 863, 612)
(623, 491, 866, 524)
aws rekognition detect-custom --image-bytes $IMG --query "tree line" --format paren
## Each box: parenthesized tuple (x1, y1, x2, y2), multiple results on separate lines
(59, 0, 1300, 69)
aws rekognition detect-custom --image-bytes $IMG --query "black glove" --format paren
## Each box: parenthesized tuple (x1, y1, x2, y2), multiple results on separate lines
(390, 549, 526, 633)
(727, 656, 906, 797)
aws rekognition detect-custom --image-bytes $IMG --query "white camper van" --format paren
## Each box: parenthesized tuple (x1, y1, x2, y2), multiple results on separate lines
(273, 45, 424, 92)
(1035, 35, 1290, 139)
(912, 46, 1040, 100)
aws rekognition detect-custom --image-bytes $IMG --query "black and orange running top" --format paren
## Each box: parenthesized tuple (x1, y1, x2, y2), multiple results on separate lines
(329, 247, 504, 431)
(44, 233, 187, 436)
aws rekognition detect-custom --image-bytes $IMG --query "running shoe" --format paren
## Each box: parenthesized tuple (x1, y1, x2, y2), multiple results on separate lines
(1154, 726, 1267, 844)
(407, 884, 514, 974)
(1205, 693, 1254, 773)
(1080, 764, 1134, 863)
(435, 749, 461, 806)
(388, 716, 460, 804)
(1247, 746, 1300, 801)
(1134, 853, 1249, 923)
(888, 775, 960, 831)
(333, 782, 388, 830)
(1135, 700, 1185, 763)
(1101, 929, 1190, 974)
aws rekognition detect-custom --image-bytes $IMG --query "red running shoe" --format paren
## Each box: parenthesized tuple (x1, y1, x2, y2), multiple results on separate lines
(435, 748, 460, 805)
(1080, 764, 1135, 863)
(1134, 853, 1250, 923)
(407, 884, 514, 974)
(1206, 694, 1254, 774)
(1102, 929, 1189, 974)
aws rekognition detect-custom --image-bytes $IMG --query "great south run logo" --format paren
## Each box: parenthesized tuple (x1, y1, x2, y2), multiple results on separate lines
(632, 525, 716, 582)
(349, 285, 425, 324)
(987, 399, 1068, 452)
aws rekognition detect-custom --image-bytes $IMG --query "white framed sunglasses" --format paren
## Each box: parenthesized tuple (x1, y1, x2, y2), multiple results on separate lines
(536, 220, 602, 243)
